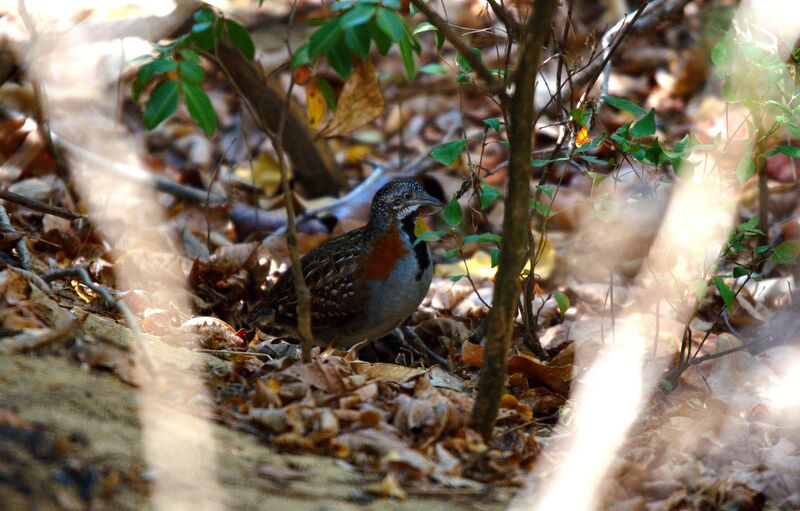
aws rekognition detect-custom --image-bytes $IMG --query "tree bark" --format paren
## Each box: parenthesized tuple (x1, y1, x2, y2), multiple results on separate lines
(470, 0, 558, 439)
(214, 43, 346, 197)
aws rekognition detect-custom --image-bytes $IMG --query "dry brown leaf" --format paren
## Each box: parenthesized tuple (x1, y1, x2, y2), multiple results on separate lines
(364, 473, 407, 500)
(350, 361, 426, 383)
(461, 341, 484, 368)
(507, 354, 572, 396)
(318, 60, 383, 138)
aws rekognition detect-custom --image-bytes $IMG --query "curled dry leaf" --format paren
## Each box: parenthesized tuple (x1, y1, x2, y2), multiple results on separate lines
(461, 341, 484, 368)
(506, 354, 572, 396)
(318, 60, 384, 138)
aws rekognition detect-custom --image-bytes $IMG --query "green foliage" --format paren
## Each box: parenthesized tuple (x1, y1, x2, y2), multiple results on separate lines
(443, 196, 463, 227)
(602, 95, 646, 116)
(712, 276, 735, 312)
(771, 240, 800, 264)
(430, 138, 467, 165)
(552, 291, 570, 317)
(294, 1, 424, 81)
(133, 7, 255, 136)
(479, 180, 501, 209)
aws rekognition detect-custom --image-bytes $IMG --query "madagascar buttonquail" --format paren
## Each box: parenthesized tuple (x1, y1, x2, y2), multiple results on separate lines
(253, 178, 443, 348)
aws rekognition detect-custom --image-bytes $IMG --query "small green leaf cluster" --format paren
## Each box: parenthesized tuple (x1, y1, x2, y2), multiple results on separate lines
(133, 8, 255, 136)
(412, 184, 503, 282)
(292, 0, 425, 80)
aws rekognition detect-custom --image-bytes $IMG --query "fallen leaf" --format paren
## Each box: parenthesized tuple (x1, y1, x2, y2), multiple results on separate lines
(319, 60, 384, 138)
(461, 341, 484, 368)
(507, 354, 572, 396)
(305, 79, 325, 128)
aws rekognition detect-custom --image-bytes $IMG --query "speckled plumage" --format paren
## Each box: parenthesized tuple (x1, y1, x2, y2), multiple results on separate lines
(255, 178, 442, 348)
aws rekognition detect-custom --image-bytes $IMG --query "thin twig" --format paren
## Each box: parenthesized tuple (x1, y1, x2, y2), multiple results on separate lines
(0, 188, 84, 220)
(276, 0, 314, 363)
(42, 266, 158, 377)
(408, 0, 507, 102)
(205, 138, 237, 252)
(0, 204, 32, 269)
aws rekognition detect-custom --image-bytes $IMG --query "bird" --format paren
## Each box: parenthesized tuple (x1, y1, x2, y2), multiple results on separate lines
(252, 178, 444, 349)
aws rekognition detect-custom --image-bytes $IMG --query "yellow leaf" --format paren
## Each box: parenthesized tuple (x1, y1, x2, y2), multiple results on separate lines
(235, 153, 291, 196)
(414, 216, 430, 238)
(575, 126, 591, 147)
(345, 144, 372, 162)
(435, 251, 496, 280)
(306, 80, 325, 129)
(319, 60, 384, 138)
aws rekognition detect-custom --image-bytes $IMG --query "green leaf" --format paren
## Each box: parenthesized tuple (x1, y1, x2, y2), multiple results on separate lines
(631, 109, 656, 138)
(344, 24, 371, 59)
(763, 145, 800, 158)
(435, 30, 444, 50)
(552, 291, 570, 316)
(464, 233, 502, 244)
(315, 77, 337, 110)
(602, 95, 646, 116)
(480, 180, 500, 209)
(420, 63, 447, 75)
(771, 240, 800, 264)
(576, 132, 607, 153)
(340, 4, 375, 28)
(456, 48, 482, 72)
(180, 49, 201, 63)
(399, 34, 416, 81)
(712, 276, 735, 312)
(659, 379, 674, 392)
(443, 196, 462, 227)
(375, 7, 405, 42)
(736, 153, 756, 182)
(143, 79, 179, 129)
(443, 248, 459, 258)
(133, 59, 176, 101)
(578, 154, 609, 166)
(225, 20, 255, 59)
(531, 157, 568, 167)
(530, 199, 554, 218)
(412, 229, 445, 246)
(193, 8, 214, 23)
(537, 184, 557, 199)
(711, 34, 733, 67)
(326, 43, 353, 78)
(413, 21, 437, 34)
(490, 247, 500, 267)
(570, 107, 590, 127)
(450, 274, 465, 282)
(178, 60, 205, 84)
(430, 138, 467, 165)
(483, 117, 501, 130)
(291, 44, 310, 69)
(309, 19, 342, 59)
(732, 266, 751, 278)
(181, 81, 217, 136)
(368, 18, 392, 55)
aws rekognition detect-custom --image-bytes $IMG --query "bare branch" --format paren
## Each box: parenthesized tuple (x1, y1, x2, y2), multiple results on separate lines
(408, 0, 507, 101)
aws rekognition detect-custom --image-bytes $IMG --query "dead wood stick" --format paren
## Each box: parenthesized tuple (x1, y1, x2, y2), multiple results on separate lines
(42, 266, 159, 377)
(0, 203, 31, 269)
(0, 188, 83, 220)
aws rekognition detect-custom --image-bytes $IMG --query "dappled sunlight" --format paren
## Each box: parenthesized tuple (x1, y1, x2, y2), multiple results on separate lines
(16, 1, 225, 510)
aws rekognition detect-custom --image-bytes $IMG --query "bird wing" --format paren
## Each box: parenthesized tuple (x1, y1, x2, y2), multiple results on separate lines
(266, 230, 370, 329)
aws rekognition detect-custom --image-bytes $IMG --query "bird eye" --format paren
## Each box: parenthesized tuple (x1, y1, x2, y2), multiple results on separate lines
(402, 192, 411, 200)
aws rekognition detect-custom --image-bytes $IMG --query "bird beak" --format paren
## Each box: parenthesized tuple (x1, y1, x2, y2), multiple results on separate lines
(415, 192, 445, 215)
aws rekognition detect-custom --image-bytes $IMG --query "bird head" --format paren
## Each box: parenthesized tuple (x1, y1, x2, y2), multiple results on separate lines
(369, 178, 443, 223)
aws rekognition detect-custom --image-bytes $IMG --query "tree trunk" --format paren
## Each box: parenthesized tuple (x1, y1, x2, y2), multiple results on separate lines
(470, 0, 558, 439)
